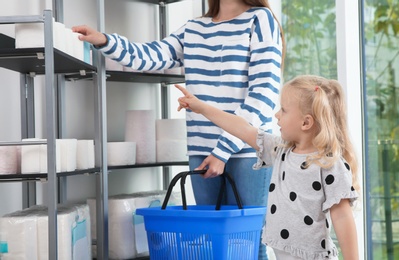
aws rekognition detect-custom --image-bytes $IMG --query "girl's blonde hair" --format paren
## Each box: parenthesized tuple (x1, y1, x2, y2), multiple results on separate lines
(283, 75, 360, 192)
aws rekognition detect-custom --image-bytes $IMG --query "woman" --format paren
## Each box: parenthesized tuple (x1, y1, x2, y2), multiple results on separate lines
(73, 1, 284, 258)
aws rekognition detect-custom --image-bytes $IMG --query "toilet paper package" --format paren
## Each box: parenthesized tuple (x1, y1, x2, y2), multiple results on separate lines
(0, 146, 19, 174)
(0, 204, 91, 260)
(76, 140, 95, 170)
(155, 119, 187, 141)
(0, 208, 40, 260)
(156, 139, 188, 162)
(58, 139, 78, 172)
(21, 138, 61, 174)
(88, 190, 181, 259)
(155, 119, 188, 162)
(124, 110, 156, 164)
(107, 142, 136, 166)
(36, 204, 91, 260)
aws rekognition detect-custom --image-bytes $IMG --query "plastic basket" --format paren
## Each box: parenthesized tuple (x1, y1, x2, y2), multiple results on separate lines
(136, 171, 266, 260)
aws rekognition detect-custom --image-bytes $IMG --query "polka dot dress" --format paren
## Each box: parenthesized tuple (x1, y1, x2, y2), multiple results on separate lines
(253, 131, 358, 259)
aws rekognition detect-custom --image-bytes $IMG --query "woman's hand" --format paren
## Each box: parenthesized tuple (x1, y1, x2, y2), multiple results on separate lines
(72, 25, 108, 47)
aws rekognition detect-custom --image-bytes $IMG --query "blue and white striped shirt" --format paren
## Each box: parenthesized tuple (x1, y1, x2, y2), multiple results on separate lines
(98, 7, 282, 162)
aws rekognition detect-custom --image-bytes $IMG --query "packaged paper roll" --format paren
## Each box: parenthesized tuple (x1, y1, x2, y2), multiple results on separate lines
(0, 208, 39, 260)
(21, 138, 62, 174)
(124, 110, 156, 164)
(156, 119, 187, 140)
(88, 191, 181, 259)
(58, 139, 77, 172)
(107, 142, 136, 166)
(76, 140, 95, 170)
(156, 140, 188, 162)
(0, 146, 18, 174)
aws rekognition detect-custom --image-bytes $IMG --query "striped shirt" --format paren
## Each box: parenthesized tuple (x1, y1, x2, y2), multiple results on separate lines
(98, 7, 282, 162)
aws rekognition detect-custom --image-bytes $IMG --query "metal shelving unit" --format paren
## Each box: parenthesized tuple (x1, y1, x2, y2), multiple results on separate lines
(0, 1, 201, 259)
(0, 10, 64, 260)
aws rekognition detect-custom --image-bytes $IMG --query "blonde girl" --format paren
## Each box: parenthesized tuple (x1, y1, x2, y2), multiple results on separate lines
(176, 75, 359, 260)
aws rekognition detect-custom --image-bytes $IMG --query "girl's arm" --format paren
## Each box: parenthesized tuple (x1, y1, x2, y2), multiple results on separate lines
(176, 84, 259, 150)
(330, 199, 359, 260)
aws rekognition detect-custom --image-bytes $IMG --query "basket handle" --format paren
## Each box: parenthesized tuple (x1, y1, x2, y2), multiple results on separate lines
(161, 170, 243, 210)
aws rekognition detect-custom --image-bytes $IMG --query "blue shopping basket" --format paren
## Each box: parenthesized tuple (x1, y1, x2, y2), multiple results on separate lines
(136, 170, 266, 260)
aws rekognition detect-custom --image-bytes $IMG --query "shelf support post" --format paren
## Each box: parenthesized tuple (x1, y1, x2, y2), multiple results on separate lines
(94, 0, 109, 259)
(44, 9, 58, 260)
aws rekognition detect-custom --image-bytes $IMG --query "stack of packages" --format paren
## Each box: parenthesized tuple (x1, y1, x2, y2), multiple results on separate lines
(88, 190, 182, 259)
(0, 203, 91, 260)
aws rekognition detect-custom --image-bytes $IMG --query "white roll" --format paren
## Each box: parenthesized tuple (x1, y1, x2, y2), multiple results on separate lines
(21, 138, 47, 173)
(0, 208, 39, 260)
(124, 110, 156, 164)
(15, 23, 44, 48)
(76, 140, 95, 170)
(53, 22, 66, 53)
(107, 142, 136, 166)
(58, 139, 77, 172)
(15, 18, 59, 49)
(0, 146, 18, 174)
(156, 140, 188, 162)
(72, 32, 84, 61)
(156, 119, 187, 141)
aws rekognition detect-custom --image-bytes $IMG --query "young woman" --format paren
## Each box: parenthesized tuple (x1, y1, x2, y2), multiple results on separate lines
(73, 1, 284, 258)
(176, 75, 359, 259)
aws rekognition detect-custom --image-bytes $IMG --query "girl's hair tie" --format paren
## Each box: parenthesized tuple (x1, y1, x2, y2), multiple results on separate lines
(315, 86, 320, 91)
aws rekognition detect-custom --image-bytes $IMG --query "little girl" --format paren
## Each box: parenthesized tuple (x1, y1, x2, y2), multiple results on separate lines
(176, 75, 360, 260)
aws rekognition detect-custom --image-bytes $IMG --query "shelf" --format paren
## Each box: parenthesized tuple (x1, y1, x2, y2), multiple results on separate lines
(0, 47, 95, 75)
(0, 162, 188, 182)
(65, 70, 185, 85)
(108, 161, 188, 170)
(0, 168, 99, 182)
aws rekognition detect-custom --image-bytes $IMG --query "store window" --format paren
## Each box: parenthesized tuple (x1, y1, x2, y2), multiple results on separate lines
(282, 1, 337, 80)
(363, 0, 399, 259)
(283, 0, 399, 258)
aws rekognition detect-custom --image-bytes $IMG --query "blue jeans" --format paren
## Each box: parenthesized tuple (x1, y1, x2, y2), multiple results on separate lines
(189, 156, 272, 260)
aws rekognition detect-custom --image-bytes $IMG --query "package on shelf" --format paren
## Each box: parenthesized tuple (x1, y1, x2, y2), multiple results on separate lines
(0, 207, 40, 260)
(125, 110, 156, 164)
(87, 190, 182, 259)
(0, 203, 91, 260)
(36, 204, 91, 260)
(155, 119, 188, 162)
(15, 20, 91, 64)
(76, 140, 95, 170)
(0, 146, 19, 174)
(21, 138, 96, 174)
(107, 142, 136, 166)
(21, 138, 61, 173)
(57, 139, 78, 172)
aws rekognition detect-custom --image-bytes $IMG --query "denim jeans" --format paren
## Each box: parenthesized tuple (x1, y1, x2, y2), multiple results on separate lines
(189, 156, 273, 260)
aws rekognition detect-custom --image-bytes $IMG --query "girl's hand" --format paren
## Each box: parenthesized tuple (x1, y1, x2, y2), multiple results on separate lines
(175, 84, 203, 113)
(71, 25, 108, 47)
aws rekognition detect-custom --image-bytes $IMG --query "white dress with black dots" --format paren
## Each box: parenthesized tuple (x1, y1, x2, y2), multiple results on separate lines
(253, 130, 358, 260)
